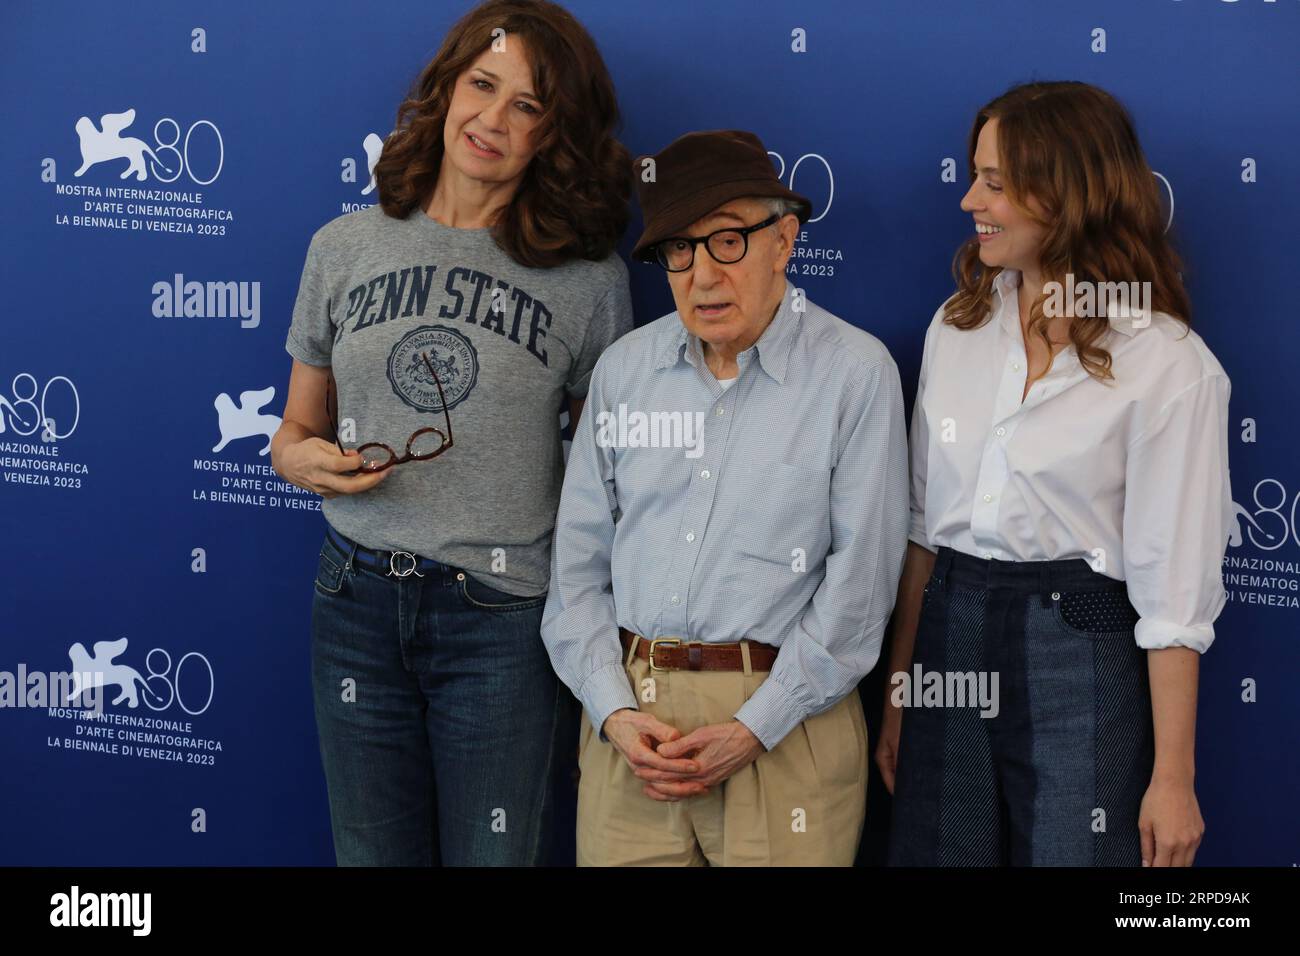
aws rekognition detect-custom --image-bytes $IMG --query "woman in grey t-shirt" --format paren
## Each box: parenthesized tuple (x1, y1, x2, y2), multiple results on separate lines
(271, 0, 633, 866)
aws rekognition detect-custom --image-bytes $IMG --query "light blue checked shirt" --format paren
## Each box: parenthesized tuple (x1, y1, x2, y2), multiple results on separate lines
(541, 280, 910, 750)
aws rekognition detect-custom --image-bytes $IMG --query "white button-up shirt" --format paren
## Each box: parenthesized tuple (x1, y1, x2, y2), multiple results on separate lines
(909, 269, 1232, 653)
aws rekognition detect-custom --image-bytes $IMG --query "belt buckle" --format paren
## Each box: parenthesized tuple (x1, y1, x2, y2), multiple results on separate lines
(387, 550, 424, 578)
(648, 637, 680, 671)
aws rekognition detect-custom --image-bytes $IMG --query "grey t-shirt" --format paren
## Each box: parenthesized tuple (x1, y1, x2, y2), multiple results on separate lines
(285, 203, 634, 596)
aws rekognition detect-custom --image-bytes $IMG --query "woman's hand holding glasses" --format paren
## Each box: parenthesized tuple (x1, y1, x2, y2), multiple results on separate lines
(278, 351, 453, 498)
(277, 436, 394, 499)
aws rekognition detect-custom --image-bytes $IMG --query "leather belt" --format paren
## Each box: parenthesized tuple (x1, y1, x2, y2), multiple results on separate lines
(619, 627, 778, 672)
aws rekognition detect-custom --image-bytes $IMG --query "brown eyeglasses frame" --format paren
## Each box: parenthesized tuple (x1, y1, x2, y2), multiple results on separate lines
(325, 351, 454, 474)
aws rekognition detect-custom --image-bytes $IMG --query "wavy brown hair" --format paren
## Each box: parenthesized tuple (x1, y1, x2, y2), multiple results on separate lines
(373, 0, 630, 268)
(945, 81, 1191, 382)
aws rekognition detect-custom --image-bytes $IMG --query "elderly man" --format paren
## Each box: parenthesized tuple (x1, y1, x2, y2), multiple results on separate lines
(541, 129, 909, 866)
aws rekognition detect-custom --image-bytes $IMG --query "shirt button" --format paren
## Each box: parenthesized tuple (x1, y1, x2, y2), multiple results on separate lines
(1012, 362, 1021, 371)
(670, 595, 680, 605)
(983, 553, 992, 560)
(983, 494, 993, 502)
(995, 427, 1006, 437)
(700, 469, 711, 479)
(685, 532, 696, 543)
(716, 407, 725, 416)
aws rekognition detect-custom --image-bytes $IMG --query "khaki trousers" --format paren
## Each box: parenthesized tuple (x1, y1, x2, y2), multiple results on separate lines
(576, 637, 868, 866)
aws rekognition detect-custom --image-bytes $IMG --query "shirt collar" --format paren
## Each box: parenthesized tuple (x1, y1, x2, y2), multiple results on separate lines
(654, 279, 801, 385)
(991, 267, 1144, 338)
(992, 269, 1022, 337)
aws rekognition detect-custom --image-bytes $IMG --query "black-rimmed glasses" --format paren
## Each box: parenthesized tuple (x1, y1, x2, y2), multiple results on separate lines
(651, 213, 780, 272)
(325, 351, 454, 473)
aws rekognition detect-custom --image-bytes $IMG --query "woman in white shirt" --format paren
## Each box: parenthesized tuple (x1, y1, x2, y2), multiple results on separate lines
(878, 81, 1232, 866)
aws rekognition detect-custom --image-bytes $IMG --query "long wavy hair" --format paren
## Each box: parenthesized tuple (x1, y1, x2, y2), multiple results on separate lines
(373, 0, 630, 268)
(945, 81, 1191, 382)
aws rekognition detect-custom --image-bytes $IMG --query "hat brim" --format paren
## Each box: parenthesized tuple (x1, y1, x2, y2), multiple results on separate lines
(631, 178, 812, 263)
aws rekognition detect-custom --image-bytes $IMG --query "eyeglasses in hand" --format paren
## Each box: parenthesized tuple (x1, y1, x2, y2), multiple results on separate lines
(325, 351, 454, 473)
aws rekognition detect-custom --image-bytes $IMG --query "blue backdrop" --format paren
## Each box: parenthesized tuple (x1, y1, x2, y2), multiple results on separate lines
(2, 0, 1296, 865)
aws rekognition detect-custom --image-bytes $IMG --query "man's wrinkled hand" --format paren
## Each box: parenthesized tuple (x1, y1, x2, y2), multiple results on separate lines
(639, 720, 765, 801)
(601, 709, 704, 801)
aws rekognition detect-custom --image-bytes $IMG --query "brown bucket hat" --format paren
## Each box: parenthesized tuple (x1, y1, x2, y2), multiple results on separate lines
(630, 129, 812, 263)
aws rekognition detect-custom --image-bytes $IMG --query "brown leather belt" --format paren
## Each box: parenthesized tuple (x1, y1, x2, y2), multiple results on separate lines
(619, 627, 778, 672)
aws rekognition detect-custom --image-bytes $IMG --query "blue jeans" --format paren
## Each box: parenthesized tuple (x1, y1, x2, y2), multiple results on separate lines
(888, 546, 1154, 866)
(309, 524, 573, 866)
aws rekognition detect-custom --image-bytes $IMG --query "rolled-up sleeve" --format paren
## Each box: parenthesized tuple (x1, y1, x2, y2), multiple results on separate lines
(734, 357, 911, 749)
(1122, 374, 1233, 653)
(541, 354, 637, 738)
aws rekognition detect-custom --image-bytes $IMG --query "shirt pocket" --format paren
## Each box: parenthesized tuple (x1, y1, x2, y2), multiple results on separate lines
(731, 460, 832, 569)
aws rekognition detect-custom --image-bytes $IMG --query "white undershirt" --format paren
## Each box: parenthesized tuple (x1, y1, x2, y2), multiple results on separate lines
(909, 268, 1232, 653)
(716, 375, 737, 390)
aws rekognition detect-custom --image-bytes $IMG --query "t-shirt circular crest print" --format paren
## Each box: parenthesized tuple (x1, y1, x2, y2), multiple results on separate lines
(386, 325, 479, 412)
